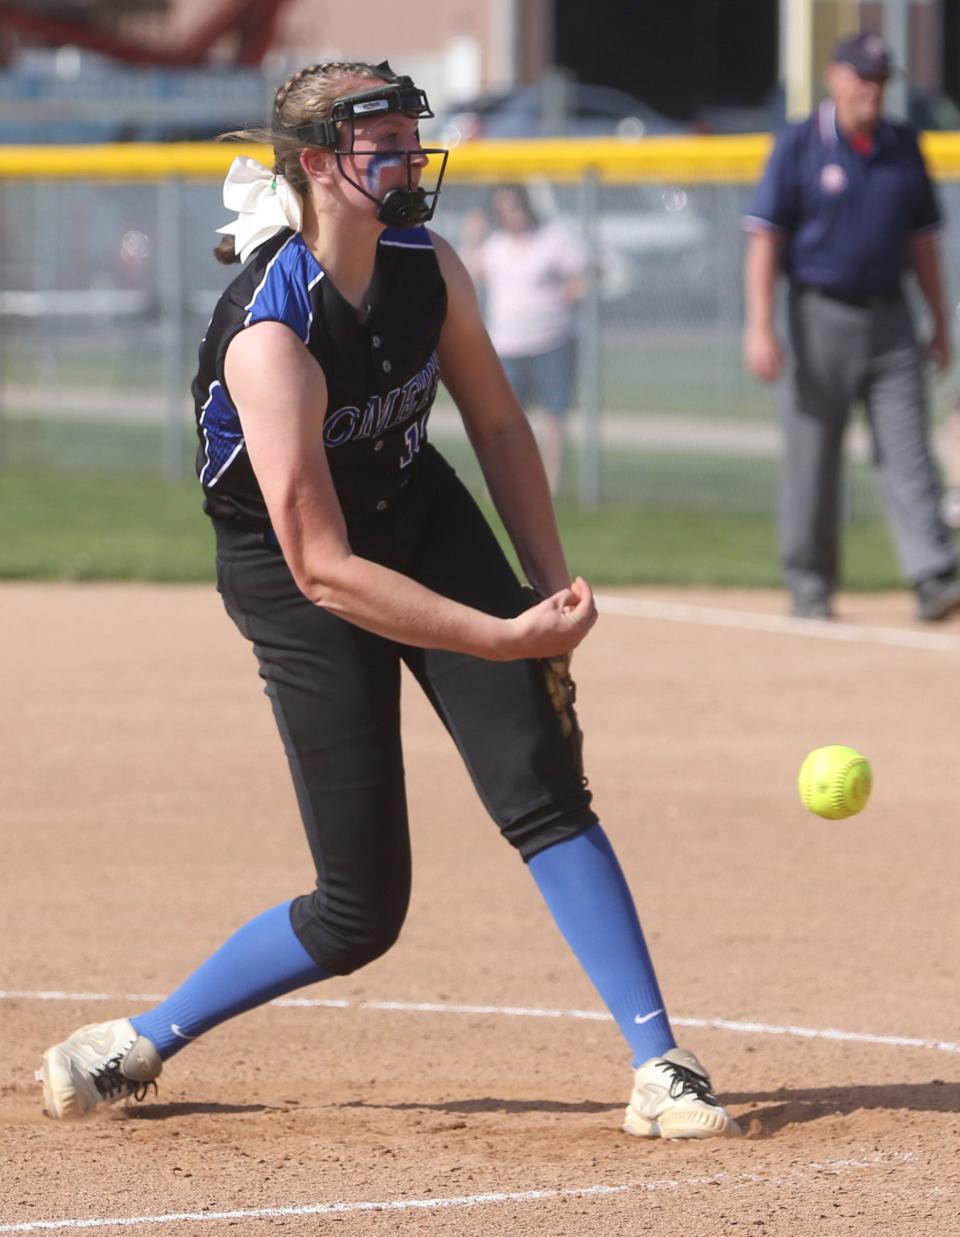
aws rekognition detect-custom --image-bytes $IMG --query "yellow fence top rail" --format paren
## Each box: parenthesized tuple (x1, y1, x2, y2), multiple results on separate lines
(1, 132, 960, 183)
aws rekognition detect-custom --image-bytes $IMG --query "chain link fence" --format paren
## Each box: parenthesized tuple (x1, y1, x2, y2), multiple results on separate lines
(2, 140, 959, 519)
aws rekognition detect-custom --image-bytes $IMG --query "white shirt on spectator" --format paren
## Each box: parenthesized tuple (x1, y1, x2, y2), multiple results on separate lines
(478, 221, 588, 357)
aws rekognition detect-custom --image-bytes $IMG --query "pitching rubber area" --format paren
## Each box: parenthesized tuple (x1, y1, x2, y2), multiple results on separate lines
(1, 582, 957, 1235)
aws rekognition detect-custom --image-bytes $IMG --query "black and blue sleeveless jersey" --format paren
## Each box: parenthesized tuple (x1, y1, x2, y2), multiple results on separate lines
(192, 225, 447, 524)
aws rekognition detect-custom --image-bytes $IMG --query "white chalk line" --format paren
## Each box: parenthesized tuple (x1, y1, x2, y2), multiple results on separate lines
(0, 1152, 916, 1233)
(3, 990, 958, 1055)
(595, 593, 960, 653)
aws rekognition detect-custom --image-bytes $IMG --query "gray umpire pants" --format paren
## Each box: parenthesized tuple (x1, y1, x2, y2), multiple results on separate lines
(779, 284, 956, 603)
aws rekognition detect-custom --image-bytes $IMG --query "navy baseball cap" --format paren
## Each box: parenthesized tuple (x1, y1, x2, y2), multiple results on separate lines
(832, 32, 894, 79)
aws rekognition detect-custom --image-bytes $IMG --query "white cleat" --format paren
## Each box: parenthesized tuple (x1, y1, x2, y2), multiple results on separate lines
(39, 1018, 162, 1120)
(624, 1046, 741, 1140)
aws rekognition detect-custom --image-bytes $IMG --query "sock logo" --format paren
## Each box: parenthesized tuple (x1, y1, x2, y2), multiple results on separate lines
(170, 1023, 195, 1041)
(633, 1007, 664, 1026)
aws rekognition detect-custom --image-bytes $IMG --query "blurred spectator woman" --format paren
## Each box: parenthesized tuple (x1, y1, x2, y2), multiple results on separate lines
(462, 184, 588, 494)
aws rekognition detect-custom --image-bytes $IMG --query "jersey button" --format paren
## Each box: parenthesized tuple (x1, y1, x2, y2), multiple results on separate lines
(373, 439, 384, 452)
(376, 499, 388, 512)
(372, 334, 381, 348)
(381, 360, 392, 373)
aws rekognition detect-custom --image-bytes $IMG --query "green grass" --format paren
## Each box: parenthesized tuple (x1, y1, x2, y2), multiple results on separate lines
(434, 430, 890, 525)
(0, 472, 215, 581)
(0, 466, 903, 588)
(2, 413, 885, 518)
(599, 330, 771, 418)
(0, 409, 905, 587)
(1, 416, 180, 475)
(552, 505, 899, 589)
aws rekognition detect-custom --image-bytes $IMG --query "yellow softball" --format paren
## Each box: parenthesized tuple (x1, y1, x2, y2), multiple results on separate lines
(798, 745, 872, 820)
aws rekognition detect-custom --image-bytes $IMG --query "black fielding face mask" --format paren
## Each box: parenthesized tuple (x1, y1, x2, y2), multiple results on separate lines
(336, 149, 449, 228)
(283, 67, 449, 229)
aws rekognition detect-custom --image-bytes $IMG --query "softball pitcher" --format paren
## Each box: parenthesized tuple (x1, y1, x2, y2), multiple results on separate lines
(39, 60, 739, 1141)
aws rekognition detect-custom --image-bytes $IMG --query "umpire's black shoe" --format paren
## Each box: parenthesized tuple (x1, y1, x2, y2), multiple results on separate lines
(915, 572, 960, 622)
(789, 596, 833, 620)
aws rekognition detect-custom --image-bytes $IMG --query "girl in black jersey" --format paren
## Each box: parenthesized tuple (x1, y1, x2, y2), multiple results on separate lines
(40, 60, 738, 1140)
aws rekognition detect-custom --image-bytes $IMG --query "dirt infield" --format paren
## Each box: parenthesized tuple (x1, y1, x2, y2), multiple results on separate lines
(1, 582, 958, 1236)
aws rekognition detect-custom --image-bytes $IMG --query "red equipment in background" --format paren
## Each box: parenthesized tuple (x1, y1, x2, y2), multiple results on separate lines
(0, 0, 293, 67)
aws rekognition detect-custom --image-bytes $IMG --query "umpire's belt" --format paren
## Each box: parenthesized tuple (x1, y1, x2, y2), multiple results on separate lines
(795, 283, 902, 309)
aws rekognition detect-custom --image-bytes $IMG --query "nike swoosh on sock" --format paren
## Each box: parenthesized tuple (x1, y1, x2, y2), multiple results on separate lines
(633, 1007, 665, 1026)
(170, 1023, 196, 1041)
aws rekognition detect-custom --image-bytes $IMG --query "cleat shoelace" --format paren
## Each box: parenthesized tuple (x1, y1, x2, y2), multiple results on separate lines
(90, 1046, 153, 1104)
(664, 1063, 719, 1106)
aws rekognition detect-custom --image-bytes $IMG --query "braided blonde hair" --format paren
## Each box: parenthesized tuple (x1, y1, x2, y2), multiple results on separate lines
(214, 61, 389, 264)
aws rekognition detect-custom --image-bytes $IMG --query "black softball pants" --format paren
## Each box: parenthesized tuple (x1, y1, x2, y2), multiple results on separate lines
(213, 449, 596, 975)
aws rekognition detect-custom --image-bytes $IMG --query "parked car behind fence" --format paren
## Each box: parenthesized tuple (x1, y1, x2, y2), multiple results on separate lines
(431, 80, 691, 144)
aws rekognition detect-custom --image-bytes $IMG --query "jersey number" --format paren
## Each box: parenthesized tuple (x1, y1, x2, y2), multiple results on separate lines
(399, 414, 429, 470)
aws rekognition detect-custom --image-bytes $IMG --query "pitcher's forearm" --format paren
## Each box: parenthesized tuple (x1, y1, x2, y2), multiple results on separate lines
(299, 549, 511, 658)
(473, 416, 572, 596)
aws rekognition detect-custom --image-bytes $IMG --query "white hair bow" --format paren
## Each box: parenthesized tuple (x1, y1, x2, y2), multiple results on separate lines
(216, 156, 304, 263)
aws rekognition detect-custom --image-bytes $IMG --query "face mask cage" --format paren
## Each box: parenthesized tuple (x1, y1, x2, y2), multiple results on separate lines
(333, 143, 449, 227)
(283, 69, 449, 228)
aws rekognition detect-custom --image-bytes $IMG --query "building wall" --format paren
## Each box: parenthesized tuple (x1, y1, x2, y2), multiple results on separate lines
(150, 0, 522, 107)
(275, 0, 487, 65)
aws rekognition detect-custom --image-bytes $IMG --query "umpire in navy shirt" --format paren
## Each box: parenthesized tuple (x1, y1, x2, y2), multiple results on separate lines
(743, 31, 960, 621)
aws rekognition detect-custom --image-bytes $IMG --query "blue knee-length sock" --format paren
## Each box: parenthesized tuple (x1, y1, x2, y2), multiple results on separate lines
(527, 824, 676, 1066)
(131, 901, 328, 1060)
